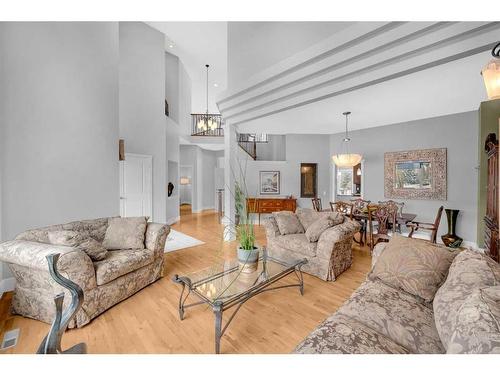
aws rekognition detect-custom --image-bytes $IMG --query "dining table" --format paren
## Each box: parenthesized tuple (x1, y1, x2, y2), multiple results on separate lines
(322, 208, 417, 246)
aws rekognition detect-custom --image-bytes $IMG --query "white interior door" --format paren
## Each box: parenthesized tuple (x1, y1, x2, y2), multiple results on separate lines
(120, 153, 153, 220)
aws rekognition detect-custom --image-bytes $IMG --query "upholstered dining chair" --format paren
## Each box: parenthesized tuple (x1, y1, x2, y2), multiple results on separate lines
(367, 204, 398, 252)
(311, 197, 322, 212)
(406, 205, 444, 244)
(350, 198, 371, 245)
(330, 201, 353, 219)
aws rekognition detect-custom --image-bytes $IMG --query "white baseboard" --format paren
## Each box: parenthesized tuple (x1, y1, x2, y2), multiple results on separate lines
(166, 216, 180, 225)
(0, 277, 16, 299)
(192, 206, 215, 213)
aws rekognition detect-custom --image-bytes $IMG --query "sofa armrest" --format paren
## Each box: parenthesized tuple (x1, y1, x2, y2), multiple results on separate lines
(0, 240, 97, 291)
(316, 219, 361, 259)
(145, 223, 170, 257)
(263, 216, 280, 239)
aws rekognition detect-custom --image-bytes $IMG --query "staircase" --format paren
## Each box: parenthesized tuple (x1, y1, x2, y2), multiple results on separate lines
(237, 133, 269, 160)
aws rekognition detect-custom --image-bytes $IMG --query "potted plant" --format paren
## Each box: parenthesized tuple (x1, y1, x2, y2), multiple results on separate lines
(234, 182, 260, 273)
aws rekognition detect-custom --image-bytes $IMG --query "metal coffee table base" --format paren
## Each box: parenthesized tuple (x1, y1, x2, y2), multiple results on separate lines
(172, 263, 305, 354)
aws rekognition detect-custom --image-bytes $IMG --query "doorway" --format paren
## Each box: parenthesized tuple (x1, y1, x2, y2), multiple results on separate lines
(180, 165, 193, 215)
(119, 153, 153, 220)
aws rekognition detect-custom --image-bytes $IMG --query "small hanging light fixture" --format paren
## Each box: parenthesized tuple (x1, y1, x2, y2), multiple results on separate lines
(197, 64, 218, 131)
(481, 42, 500, 100)
(332, 111, 363, 168)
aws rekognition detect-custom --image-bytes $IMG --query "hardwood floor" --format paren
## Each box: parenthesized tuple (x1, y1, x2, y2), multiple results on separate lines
(0, 210, 371, 354)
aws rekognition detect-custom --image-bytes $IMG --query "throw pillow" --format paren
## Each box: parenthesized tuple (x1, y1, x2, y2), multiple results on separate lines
(77, 238, 108, 261)
(296, 208, 344, 230)
(305, 217, 334, 242)
(273, 211, 305, 235)
(47, 230, 109, 261)
(103, 216, 148, 250)
(48, 230, 84, 247)
(447, 286, 500, 354)
(369, 235, 458, 303)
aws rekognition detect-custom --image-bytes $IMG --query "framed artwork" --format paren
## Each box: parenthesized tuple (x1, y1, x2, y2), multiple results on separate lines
(260, 171, 280, 195)
(384, 148, 447, 200)
(300, 163, 317, 198)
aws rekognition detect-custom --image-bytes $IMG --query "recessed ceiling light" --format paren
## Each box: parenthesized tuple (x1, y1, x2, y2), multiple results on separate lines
(169, 44, 174, 48)
(213, 83, 218, 87)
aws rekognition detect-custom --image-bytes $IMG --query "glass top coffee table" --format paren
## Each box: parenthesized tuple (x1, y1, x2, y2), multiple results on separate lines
(172, 249, 307, 354)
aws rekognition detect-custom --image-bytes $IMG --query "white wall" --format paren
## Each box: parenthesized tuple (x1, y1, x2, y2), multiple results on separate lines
(165, 52, 179, 124)
(237, 134, 331, 209)
(0, 22, 120, 281)
(178, 61, 192, 136)
(227, 22, 353, 89)
(330, 111, 479, 244)
(119, 22, 166, 223)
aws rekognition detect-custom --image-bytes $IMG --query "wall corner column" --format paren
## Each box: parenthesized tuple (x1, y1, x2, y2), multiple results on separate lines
(223, 123, 237, 241)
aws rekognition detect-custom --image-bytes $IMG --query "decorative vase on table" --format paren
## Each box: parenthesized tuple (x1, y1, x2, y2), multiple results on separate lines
(441, 209, 463, 248)
(237, 246, 260, 273)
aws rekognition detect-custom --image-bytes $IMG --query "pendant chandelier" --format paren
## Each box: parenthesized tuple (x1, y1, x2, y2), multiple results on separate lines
(332, 111, 363, 168)
(197, 64, 218, 131)
(481, 42, 500, 100)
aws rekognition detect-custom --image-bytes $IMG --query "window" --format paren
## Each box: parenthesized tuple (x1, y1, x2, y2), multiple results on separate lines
(336, 168, 353, 196)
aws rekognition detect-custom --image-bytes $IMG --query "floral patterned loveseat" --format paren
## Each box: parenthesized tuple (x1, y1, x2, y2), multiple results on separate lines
(294, 240, 500, 354)
(263, 208, 361, 281)
(0, 217, 169, 328)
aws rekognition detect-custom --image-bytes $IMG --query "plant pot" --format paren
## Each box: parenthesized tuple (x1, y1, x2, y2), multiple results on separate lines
(441, 209, 463, 248)
(237, 246, 260, 273)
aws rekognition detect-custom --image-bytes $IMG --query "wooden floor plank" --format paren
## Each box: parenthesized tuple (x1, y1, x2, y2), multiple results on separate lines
(0, 208, 371, 354)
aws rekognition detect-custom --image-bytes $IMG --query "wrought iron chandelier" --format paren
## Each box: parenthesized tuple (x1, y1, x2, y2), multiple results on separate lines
(481, 42, 500, 100)
(332, 111, 363, 168)
(197, 64, 218, 131)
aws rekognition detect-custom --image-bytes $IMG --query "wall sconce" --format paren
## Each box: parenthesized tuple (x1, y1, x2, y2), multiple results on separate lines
(180, 177, 190, 185)
(481, 42, 500, 100)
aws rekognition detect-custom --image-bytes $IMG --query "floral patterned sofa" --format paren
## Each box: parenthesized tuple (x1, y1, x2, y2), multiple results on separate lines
(263, 208, 361, 281)
(0, 217, 169, 328)
(294, 238, 500, 354)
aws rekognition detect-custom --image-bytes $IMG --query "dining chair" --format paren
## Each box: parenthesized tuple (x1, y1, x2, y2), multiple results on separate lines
(378, 200, 405, 232)
(311, 197, 322, 212)
(350, 198, 371, 245)
(330, 201, 353, 219)
(406, 206, 444, 244)
(367, 204, 398, 252)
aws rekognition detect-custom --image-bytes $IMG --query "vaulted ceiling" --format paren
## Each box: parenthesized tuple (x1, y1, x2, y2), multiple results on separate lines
(217, 22, 500, 134)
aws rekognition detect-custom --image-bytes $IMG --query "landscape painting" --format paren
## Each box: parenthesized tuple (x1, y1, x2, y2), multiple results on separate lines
(260, 171, 280, 194)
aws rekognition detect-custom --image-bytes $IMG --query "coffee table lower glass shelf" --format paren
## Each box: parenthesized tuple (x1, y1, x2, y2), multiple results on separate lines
(172, 251, 307, 354)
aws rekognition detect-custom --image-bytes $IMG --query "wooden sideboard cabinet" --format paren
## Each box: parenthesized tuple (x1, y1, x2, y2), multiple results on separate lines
(247, 197, 297, 224)
(484, 133, 499, 263)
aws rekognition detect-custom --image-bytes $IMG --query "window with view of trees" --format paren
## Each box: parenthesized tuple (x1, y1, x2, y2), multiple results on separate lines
(336, 168, 353, 196)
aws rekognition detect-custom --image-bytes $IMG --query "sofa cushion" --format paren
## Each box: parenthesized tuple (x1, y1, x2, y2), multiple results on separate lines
(48, 230, 84, 247)
(446, 286, 500, 354)
(273, 211, 304, 235)
(274, 234, 317, 257)
(296, 208, 343, 230)
(103, 217, 148, 250)
(93, 248, 155, 285)
(336, 280, 444, 353)
(294, 313, 409, 354)
(305, 217, 334, 243)
(15, 217, 111, 243)
(369, 235, 458, 304)
(48, 230, 108, 261)
(433, 250, 500, 350)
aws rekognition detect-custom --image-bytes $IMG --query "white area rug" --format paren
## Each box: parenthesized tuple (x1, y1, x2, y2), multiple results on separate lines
(164, 229, 205, 253)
